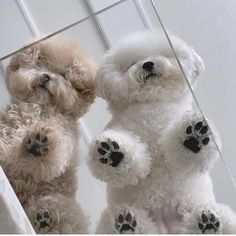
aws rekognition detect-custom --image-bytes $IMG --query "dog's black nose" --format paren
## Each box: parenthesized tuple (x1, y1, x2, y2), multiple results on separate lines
(142, 61, 154, 72)
(42, 73, 51, 84)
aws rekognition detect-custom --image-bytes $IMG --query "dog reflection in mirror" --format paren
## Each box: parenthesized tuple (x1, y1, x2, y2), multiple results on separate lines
(0, 36, 95, 233)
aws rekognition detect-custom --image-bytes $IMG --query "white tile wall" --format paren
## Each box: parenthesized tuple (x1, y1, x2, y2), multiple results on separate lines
(0, 0, 33, 57)
(95, 0, 146, 46)
(89, 0, 120, 12)
(22, 0, 91, 33)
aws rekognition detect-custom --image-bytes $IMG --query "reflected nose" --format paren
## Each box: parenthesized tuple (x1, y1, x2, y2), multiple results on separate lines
(42, 73, 51, 84)
(142, 61, 154, 72)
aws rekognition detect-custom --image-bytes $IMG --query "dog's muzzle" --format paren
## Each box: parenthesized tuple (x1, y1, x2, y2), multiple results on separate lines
(41, 73, 51, 87)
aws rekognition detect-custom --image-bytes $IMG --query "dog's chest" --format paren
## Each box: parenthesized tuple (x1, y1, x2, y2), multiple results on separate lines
(112, 103, 182, 143)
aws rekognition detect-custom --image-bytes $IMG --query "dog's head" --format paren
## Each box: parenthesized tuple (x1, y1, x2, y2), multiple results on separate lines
(6, 36, 96, 117)
(96, 30, 204, 109)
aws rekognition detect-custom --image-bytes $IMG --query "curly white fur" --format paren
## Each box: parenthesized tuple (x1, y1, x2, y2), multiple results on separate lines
(88, 30, 236, 234)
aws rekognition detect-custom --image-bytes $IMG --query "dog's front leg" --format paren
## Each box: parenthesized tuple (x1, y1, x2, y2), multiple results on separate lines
(161, 113, 221, 175)
(18, 121, 73, 182)
(88, 129, 151, 187)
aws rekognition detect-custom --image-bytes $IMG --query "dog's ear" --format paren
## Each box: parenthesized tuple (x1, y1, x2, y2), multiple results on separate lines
(8, 46, 40, 71)
(66, 59, 96, 102)
(191, 48, 205, 78)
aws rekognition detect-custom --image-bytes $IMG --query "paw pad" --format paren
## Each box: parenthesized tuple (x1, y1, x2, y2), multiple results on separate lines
(97, 139, 124, 167)
(184, 120, 210, 153)
(198, 211, 220, 233)
(34, 209, 53, 232)
(115, 211, 137, 234)
(26, 132, 49, 157)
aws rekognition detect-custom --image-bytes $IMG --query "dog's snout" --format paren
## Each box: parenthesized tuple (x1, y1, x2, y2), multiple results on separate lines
(142, 61, 154, 72)
(42, 73, 51, 84)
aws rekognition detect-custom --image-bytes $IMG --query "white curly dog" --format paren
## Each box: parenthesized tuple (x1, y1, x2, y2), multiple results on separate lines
(88, 30, 236, 234)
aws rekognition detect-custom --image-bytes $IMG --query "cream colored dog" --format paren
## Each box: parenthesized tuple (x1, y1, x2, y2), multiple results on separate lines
(0, 36, 95, 233)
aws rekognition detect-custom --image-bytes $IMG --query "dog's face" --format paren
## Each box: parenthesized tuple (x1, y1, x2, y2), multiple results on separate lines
(6, 36, 95, 117)
(96, 30, 204, 109)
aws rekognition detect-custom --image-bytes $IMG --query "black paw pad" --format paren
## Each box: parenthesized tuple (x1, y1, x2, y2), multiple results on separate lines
(198, 211, 220, 233)
(97, 140, 124, 167)
(115, 211, 137, 234)
(184, 120, 210, 153)
(34, 209, 53, 232)
(26, 132, 49, 157)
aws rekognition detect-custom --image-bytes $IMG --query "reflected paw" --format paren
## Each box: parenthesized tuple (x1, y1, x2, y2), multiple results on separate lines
(34, 209, 53, 233)
(115, 211, 137, 234)
(184, 120, 210, 153)
(198, 211, 220, 233)
(97, 139, 124, 167)
(26, 132, 49, 157)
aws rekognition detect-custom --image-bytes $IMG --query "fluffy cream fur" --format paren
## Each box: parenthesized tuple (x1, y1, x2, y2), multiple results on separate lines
(0, 36, 95, 233)
(88, 30, 236, 233)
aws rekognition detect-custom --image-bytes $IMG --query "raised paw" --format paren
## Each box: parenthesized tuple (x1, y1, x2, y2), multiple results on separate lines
(183, 120, 210, 153)
(34, 209, 53, 233)
(115, 211, 137, 234)
(198, 211, 220, 233)
(26, 132, 49, 157)
(97, 139, 124, 167)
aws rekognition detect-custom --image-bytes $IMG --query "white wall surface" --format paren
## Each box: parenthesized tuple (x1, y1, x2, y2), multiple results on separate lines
(0, 0, 236, 231)
(0, 0, 33, 57)
(22, 0, 90, 33)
